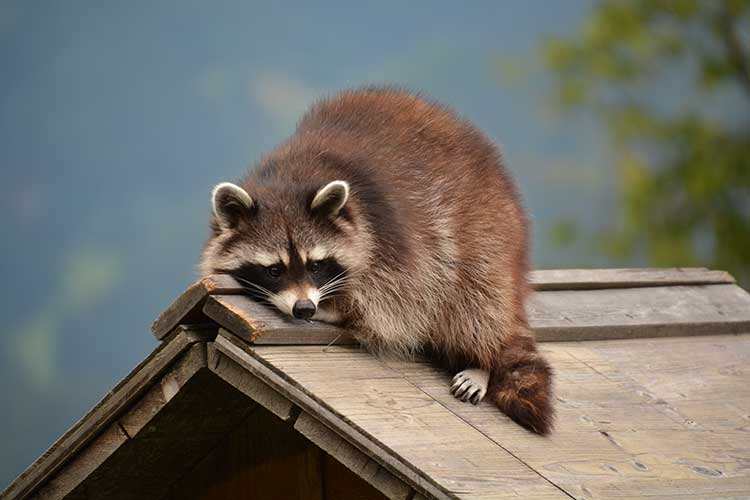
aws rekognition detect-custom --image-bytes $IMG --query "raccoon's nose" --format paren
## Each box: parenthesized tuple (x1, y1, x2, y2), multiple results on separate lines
(292, 299, 316, 320)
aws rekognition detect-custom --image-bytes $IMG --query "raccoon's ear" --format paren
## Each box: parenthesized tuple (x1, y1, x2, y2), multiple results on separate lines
(212, 182, 255, 228)
(311, 180, 349, 216)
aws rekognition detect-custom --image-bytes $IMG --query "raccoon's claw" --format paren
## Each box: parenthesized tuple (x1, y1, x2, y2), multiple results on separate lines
(451, 368, 490, 405)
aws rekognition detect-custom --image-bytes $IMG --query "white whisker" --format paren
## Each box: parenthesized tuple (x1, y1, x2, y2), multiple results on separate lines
(233, 276, 284, 307)
(319, 271, 349, 291)
(319, 286, 349, 297)
(319, 294, 344, 302)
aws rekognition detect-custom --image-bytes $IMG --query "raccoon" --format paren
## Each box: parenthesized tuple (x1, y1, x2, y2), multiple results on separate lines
(200, 86, 554, 434)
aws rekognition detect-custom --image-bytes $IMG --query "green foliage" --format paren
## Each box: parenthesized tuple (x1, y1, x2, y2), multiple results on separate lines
(543, 0, 750, 286)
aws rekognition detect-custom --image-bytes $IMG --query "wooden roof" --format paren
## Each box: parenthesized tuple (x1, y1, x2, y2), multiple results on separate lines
(3, 268, 750, 500)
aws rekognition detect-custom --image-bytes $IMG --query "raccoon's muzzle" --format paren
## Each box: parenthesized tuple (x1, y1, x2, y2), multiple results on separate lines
(292, 299, 316, 320)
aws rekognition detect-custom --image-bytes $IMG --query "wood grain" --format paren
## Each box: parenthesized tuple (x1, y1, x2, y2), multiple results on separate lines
(384, 334, 750, 500)
(31, 422, 129, 500)
(529, 267, 735, 290)
(207, 343, 297, 421)
(213, 332, 570, 500)
(152, 268, 743, 343)
(529, 284, 750, 341)
(151, 275, 245, 340)
(202, 283, 750, 345)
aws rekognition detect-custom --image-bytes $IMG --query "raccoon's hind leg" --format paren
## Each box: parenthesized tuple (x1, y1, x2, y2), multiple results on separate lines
(450, 368, 490, 405)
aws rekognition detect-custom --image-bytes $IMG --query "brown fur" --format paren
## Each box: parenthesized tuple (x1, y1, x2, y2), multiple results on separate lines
(200, 86, 554, 434)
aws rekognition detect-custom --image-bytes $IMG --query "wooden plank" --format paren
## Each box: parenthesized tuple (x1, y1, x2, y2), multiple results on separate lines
(151, 268, 741, 343)
(207, 342, 297, 421)
(204, 294, 356, 345)
(573, 477, 750, 500)
(384, 334, 750, 500)
(202, 283, 750, 345)
(1, 326, 215, 500)
(529, 284, 750, 342)
(295, 412, 413, 500)
(32, 423, 129, 500)
(151, 275, 245, 340)
(117, 343, 213, 438)
(529, 267, 735, 290)
(213, 332, 571, 500)
(569, 334, 750, 427)
(151, 268, 737, 341)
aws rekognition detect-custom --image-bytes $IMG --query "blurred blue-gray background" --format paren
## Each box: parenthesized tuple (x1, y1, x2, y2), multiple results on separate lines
(2, 1, 748, 486)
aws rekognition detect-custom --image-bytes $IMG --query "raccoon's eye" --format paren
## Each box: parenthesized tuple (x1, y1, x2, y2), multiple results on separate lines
(267, 265, 283, 278)
(309, 261, 321, 274)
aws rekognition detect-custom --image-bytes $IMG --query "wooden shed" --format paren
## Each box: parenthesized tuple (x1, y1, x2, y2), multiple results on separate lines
(2, 268, 750, 500)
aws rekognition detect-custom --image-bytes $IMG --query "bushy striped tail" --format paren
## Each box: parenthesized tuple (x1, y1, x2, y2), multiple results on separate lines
(490, 345, 554, 434)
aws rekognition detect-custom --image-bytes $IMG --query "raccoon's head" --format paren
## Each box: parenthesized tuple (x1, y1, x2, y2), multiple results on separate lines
(199, 179, 367, 321)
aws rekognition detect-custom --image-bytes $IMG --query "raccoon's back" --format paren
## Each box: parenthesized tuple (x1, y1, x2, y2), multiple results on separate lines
(297, 86, 528, 265)
(297, 87, 529, 332)
(298, 86, 509, 187)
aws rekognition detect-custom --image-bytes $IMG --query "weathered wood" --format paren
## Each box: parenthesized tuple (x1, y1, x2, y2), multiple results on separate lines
(201, 283, 750, 345)
(529, 267, 735, 290)
(151, 275, 245, 340)
(207, 342, 297, 421)
(295, 412, 413, 500)
(204, 294, 356, 345)
(151, 268, 743, 343)
(117, 342, 213, 438)
(32, 423, 129, 500)
(213, 332, 570, 500)
(529, 284, 750, 341)
(2, 326, 214, 500)
(384, 334, 750, 500)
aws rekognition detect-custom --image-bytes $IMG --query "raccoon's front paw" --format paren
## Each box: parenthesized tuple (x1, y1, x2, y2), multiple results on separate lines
(451, 368, 490, 405)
